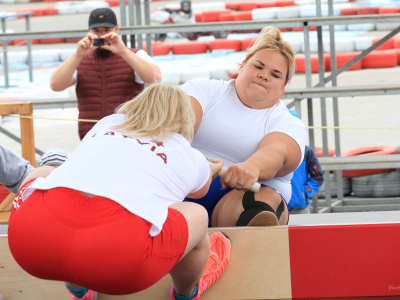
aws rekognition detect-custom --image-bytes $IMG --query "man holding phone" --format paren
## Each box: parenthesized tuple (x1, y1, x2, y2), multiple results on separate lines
(50, 8, 162, 140)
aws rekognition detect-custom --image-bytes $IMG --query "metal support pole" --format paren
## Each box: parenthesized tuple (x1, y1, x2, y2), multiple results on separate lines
(144, 0, 152, 55)
(316, 0, 331, 209)
(303, 24, 315, 150)
(128, 0, 135, 48)
(119, 0, 128, 45)
(25, 15, 33, 83)
(328, 0, 344, 200)
(2, 19, 9, 88)
(135, 0, 143, 49)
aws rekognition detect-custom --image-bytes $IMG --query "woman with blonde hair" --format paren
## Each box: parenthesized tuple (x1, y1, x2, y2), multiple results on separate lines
(8, 83, 231, 300)
(182, 26, 307, 227)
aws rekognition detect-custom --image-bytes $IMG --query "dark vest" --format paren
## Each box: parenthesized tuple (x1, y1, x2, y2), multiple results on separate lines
(76, 49, 144, 140)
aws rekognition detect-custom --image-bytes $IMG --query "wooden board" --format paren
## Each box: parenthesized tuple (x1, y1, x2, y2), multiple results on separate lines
(0, 227, 291, 300)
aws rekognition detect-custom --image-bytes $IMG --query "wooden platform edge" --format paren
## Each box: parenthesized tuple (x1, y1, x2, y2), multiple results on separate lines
(0, 227, 291, 300)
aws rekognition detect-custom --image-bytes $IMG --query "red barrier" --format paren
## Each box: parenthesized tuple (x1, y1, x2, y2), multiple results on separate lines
(276, 0, 295, 7)
(171, 41, 208, 55)
(201, 9, 232, 22)
(208, 39, 242, 52)
(357, 6, 379, 15)
(340, 145, 397, 177)
(241, 37, 257, 50)
(295, 55, 329, 73)
(362, 50, 398, 69)
(257, 1, 278, 8)
(219, 13, 235, 21)
(39, 38, 66, 44)
(233, 11, 252, 21)
(143, 41, 170, 56)
(378, 6, 400, 14)
(326, 51, 362, 71)
(372, 37, 396, 50)
(340, 7, 358, 15)
(237, 2, 258, 11)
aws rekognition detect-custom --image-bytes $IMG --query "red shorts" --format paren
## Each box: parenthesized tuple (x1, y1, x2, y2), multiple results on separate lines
(8, 180, 188, 295)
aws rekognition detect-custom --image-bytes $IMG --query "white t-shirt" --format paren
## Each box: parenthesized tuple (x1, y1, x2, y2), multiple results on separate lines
(73, 49, 155, 84)
(21, 114, 210, 236)
(181, 78, 307, 202)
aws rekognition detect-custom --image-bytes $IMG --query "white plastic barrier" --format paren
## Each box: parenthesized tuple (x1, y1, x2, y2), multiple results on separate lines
(299, 5, 329, 17)
(59, 48, 76, 62)
(31, 49, 61, 64)
(55, 2, 79, 15)
(347, 23, 376, 31)
(296, 0, 350, 4)
(322, 25, 347, 31)
(353, 36, 374, 51)
(179, 66, 210, 83)
(323, 37, 355, 53)
(276, 6, 301, 19)
(308, 38, 320, 53)
(207, 62, 237, 80)
(376, 23, 400, 31)
(289, 38, 304, 54)
(160, 67, 181, 85)
(6, 51, 28, 65)
(75, 1, 109, 14)
(252, 8, 279, 21)
(300, 3, 352, 17)
(192, 2, 226, 13)
(150, 10, 170, 24)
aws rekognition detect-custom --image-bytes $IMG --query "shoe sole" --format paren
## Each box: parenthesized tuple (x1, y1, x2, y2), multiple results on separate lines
(247, 211, 279, 226)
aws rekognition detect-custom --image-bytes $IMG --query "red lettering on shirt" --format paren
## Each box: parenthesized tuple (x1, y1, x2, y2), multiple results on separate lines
(157, 153, 167, 164)
(91, 131, 168, 164)
(153, 141, 164, 147)
(136, 138, 150, 145)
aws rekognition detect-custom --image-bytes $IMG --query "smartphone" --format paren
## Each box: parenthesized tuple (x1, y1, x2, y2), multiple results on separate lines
(93, 38, 105, 46)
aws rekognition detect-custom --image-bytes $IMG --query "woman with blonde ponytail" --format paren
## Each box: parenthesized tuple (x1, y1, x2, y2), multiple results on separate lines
(182, 26, 307, 228)
(8, 83, 232, 300)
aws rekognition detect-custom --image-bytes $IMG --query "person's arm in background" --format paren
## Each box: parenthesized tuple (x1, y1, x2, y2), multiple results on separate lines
(101, 32, 162, 84)
(303, 146, 324, 199)
(50, 32, 99, 91)
(0, 145, 34, 194)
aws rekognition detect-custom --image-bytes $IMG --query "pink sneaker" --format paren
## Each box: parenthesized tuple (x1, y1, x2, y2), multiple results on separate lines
(66, 287, 97, 300)
(169, 231, 231, 299)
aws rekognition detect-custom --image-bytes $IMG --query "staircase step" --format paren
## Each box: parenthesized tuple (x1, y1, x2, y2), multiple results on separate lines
(332, 204, 400, 213)
(343, 197, 400, 206)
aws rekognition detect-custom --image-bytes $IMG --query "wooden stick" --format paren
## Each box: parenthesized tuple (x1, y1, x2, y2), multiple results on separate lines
(217, 167, 261, 193)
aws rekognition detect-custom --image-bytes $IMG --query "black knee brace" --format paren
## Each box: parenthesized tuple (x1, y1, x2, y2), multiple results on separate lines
(235, 190, 285, 226)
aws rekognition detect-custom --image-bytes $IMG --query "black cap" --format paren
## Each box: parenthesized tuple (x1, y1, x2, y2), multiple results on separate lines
(88, 8, 117, 29)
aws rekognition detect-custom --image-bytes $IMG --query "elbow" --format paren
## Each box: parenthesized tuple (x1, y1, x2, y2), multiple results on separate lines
(150, 67, 162, 83)
(50, 79, 64, 92)
(154, 71, 162, 83)
(50, 82, 60, 92)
